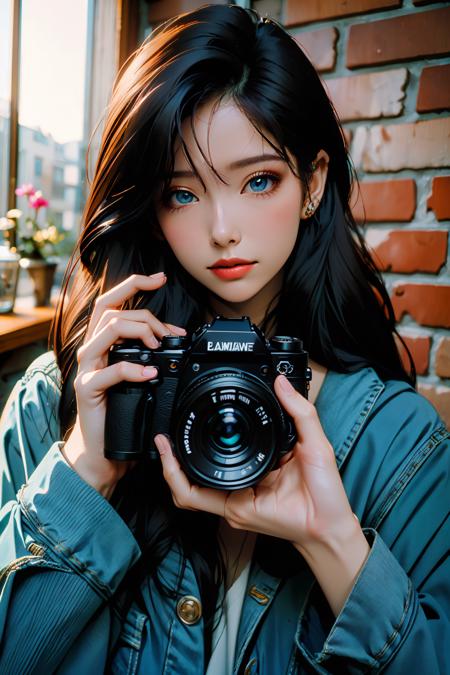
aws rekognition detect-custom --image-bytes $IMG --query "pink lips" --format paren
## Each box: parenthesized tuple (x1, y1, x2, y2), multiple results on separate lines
(208, 258, 256, 280)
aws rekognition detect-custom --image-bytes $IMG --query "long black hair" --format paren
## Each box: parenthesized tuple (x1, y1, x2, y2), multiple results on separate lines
(52, 3, 414, 651)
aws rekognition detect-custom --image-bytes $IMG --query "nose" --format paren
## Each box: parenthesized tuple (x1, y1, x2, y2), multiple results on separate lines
(209, 202, 241, 248)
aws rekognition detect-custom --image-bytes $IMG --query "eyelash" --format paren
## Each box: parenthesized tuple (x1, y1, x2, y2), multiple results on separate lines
(163, 170, 282, 212)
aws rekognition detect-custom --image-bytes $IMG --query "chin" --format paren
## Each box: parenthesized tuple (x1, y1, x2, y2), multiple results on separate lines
(209, 284, 264, 305)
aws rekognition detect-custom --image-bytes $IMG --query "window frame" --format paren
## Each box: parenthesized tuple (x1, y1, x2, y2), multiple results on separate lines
(4, 0, 142, 215)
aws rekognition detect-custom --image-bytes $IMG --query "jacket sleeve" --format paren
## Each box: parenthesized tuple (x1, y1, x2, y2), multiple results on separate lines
(295, 385, 450, 674)
(0, 353, 141, 672)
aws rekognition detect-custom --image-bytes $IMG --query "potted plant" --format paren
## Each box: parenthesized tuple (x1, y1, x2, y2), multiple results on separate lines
(5, 184, 65, 306)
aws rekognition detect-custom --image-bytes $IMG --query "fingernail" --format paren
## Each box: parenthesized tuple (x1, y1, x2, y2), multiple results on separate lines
(278, 375, 294, 393)
(142, 366, 156, 377)
(150, 337, 160, 348)
(150, 272, 166, 278)
(154, 434, 170, 455)
(154, 436, 164, 454)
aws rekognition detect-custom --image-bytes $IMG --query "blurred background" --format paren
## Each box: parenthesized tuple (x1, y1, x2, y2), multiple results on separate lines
(0, 0, 449, 426)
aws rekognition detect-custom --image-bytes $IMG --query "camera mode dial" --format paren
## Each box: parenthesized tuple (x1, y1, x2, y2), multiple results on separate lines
(161, 335, 190, 349)
(269, 336, 303, 352)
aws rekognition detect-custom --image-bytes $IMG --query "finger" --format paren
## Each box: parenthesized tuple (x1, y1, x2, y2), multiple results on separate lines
(79, 318, 161, 369)
(164, 323, 187, 336)
(279, 450, 294, 467)
(76, 362, 158, 398)
(155, 434, 228, 516)
(274, 375, 334, 463)
(86, 273, 167, 341)
(92, 309, 182, 345)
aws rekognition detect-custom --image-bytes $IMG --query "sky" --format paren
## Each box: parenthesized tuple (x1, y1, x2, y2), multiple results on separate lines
(1, 0, 89, 144)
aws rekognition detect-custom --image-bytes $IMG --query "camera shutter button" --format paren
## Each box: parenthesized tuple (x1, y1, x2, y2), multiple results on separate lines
(161, 335, 189, 349)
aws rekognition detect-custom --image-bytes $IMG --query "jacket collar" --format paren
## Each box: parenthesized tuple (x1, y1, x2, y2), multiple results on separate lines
(315, 366, 385, 470)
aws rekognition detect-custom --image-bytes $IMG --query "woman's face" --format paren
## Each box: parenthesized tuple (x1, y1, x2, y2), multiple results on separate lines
(156, 100, 305, 323)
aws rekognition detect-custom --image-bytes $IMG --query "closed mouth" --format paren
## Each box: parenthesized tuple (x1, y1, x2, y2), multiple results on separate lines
(208, 259, 256, 269)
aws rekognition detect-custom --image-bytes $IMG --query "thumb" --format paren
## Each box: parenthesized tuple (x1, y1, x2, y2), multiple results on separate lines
(274, 375, 330, 449)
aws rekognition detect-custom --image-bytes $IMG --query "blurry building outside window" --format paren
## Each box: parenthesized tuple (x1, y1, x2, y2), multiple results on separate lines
(14, 0, 91, 276)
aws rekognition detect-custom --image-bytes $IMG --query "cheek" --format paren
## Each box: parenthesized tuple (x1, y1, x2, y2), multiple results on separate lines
(255, 194, 301, 254)
(160, 223, 205, 271)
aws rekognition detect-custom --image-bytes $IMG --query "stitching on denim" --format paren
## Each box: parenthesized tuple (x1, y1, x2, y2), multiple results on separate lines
(126, 639, 141, 675)
(234, 581, 279, 670)
(368, 426, 449, 530)
(18, 488, 111, 599)
(373, 578, 413, 663)
(162, 617, 176, 675)
(293, 579, 317, 655)
(0, 555, 67, 587)
(121, 613, 146, 650)
(335, 379, 384, 469)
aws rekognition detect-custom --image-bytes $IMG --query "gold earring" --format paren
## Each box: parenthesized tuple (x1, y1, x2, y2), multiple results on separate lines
(303, 199, 318, 218)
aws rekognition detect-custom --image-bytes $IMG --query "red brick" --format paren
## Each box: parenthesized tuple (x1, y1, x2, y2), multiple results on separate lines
(398, 333, 431, 375)
(426, 176, 450, 221)
(293, 28, 338, 72)
(284, 0, 400, 26)
(417, 384, 450, 429)
(417, 65, 450, 113)
(347, 8, 450, 68)
(435, 337, 450, 378)
(325, 69, 407, 122)
(351, 179, 416, 222)
(365, 229, 447, 273)
(391, 283, 450, 328)
(352, 118, 450, 172)
(147, 0, 226, 23)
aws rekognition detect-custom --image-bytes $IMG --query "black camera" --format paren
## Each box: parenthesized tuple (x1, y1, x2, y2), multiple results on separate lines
(105, 316, 311, 490)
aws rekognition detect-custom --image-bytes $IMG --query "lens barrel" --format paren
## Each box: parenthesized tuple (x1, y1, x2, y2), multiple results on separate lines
(172, 369, 287, 490)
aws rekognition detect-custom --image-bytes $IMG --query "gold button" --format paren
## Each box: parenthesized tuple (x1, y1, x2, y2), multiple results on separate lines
(176, 595, 202, 625)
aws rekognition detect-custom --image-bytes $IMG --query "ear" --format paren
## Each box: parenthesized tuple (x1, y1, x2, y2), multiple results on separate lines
(301, 149, 330, 220)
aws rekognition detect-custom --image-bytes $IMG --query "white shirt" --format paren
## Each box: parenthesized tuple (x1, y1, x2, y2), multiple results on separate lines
(206, 525, 256, 675)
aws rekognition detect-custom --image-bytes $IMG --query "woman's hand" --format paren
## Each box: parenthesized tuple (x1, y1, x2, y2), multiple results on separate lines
(155, 374, 370, 615)
(63, 273, 186, 499)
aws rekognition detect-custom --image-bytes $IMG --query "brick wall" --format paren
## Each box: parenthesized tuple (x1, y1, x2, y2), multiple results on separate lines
(146, 0, 450, 427)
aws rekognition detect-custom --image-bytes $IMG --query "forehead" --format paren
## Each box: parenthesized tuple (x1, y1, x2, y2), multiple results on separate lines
(173, 99, 280, 169)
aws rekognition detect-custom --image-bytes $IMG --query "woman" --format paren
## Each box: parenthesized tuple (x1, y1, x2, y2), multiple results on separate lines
(0, 5, 448, 673)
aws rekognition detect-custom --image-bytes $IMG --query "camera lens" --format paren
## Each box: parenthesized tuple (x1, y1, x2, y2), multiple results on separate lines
(209, 408, 248, 453)
(172, 369, 287, 490)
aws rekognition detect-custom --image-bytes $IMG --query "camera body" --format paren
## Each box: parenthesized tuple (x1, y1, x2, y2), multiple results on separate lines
(105, 316, 311, 490)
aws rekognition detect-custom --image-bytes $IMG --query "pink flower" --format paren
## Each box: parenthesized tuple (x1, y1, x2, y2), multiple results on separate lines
(15, 183, 36, 197)
(29, 191, 49, 210)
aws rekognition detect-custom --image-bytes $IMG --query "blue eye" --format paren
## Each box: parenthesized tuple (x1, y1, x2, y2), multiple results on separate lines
(247, 175, 274, 193)
(172, 190, 196, 205)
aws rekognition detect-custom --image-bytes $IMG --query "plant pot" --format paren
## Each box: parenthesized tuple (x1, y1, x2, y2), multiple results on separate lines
(19, 258, 58, 307)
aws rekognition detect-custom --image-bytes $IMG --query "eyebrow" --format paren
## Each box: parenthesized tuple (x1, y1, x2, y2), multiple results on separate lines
(171, 153, 284, 179)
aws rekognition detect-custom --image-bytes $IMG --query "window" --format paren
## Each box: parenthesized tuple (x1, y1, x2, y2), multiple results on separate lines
(14, 0, 91, 249)
(53, 166, 64, 183)
(0, 0, 13, 216)
(34, 156, 43, 177)
(1, 0, 139, 244)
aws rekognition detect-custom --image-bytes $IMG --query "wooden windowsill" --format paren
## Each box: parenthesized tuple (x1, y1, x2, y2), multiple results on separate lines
(0, 297, 56, 354)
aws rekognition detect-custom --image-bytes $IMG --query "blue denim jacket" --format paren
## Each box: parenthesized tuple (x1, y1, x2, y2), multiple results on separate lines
(0, 351, 449, 673)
